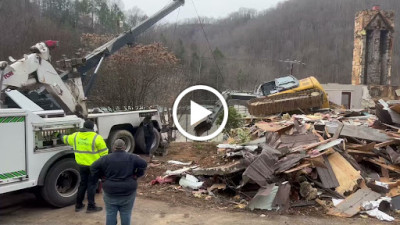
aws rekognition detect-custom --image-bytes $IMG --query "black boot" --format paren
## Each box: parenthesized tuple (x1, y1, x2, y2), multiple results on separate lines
(86, 205, 103, 213)
(75, 203, 85, 212)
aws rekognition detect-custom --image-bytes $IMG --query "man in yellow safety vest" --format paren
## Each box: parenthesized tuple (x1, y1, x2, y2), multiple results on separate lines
(61, 120, 108, 213)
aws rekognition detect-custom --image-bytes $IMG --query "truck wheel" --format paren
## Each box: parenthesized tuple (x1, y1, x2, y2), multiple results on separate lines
(40, 158, 80, 208)
(108, 130, 135, 153)
(136, 128, 161, 154)
(150, 128, 161, 154)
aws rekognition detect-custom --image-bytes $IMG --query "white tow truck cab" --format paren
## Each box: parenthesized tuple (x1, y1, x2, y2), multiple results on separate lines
(0, 92, 164, 207)
(0, 0, 184, 207)
(0, 108, 81, 207)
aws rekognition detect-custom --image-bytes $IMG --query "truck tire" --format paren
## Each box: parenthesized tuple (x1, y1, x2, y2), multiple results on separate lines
(40, 158, 80, 208)
(108, 130, 135, 153)
(150, 128, 161, 154)
(136, 128, 161, 154)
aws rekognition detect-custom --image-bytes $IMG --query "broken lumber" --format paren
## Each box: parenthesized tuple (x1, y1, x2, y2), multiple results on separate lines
(328, 152, 362, 195)
(327, 188, 381, 217)
(364, 158, 400, 174)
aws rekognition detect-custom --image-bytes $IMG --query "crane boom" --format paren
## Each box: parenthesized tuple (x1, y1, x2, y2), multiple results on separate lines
(78, 0, 185, 75)
(1, 0, 185, 118)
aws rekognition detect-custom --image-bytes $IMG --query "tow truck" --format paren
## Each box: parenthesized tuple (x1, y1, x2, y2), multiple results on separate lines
(0, 0, 185, 207)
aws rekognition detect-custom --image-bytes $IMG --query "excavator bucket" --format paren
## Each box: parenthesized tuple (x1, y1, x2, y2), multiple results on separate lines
(248, 89, 324, 117)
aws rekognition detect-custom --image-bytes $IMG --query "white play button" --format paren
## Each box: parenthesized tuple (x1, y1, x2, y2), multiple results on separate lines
(173, 85, 228, 141)
(190, 101, 212, 126)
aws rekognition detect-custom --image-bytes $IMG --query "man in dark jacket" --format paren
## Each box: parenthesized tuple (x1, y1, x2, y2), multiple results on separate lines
(91, 139, 147, 225)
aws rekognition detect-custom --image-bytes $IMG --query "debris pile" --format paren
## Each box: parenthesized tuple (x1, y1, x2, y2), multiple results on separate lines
(150, 108, 400, 222)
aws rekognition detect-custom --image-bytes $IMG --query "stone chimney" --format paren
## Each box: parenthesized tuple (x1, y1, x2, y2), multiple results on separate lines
(352, 8, 394, 85)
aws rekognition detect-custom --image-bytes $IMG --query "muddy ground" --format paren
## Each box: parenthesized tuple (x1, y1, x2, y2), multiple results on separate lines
(0, 191, 387, 225)
(0, 142, 397, 224)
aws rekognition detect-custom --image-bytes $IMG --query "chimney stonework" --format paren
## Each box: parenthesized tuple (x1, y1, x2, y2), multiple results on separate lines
(352, 9, 394, 85)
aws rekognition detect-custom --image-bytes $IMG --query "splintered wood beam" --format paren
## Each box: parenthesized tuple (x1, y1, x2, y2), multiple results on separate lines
(347, 150, 376, 155)
(375, 139, 400, 148)
(364, 158, 400, 174)
(284, 162, 312, 174)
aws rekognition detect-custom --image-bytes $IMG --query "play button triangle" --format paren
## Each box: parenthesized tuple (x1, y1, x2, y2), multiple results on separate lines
(190, 100, 212, 126)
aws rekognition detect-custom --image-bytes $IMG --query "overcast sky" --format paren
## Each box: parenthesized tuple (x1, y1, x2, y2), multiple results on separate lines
(121, 0, 286, 22)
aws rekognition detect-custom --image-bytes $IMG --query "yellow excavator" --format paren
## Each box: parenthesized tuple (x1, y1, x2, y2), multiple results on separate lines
(248, 75, 329, 116)
(194, 75, 329, 135)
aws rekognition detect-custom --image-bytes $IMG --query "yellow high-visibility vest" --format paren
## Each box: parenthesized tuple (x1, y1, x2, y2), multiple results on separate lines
(63, 131, 108, 166)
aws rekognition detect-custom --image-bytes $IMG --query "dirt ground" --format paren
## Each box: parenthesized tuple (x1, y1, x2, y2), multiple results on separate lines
(139, 142, 398, 221)
(0, 142, 396, 224)
(0, 192, 387, 225)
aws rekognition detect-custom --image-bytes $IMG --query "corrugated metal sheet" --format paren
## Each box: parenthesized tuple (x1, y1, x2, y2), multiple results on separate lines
(272, 182, 291, 211)
(248, 184, 279, 210)
(274, 153, 307, 173)
(243, 150, 278, 186)
(316, 155, 340, 189)
(265, 131, 319, 151)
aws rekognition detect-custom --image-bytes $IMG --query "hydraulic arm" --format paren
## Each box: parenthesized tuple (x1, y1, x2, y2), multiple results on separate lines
(1, 0, 185, 118)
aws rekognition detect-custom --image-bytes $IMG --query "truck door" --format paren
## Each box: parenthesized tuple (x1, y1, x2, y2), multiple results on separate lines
(0, 115, 27, 184)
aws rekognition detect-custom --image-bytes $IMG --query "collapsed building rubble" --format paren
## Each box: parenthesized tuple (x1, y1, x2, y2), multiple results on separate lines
(150, 107, 400, 222)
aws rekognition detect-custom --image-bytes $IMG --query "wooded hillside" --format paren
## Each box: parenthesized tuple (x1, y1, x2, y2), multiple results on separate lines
(152, 0, 400, 90)
(1, 0, 399, 108)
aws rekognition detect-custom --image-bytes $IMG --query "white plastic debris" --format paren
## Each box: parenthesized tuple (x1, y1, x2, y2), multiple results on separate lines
(364, 208, 394, 222)
(374, 181, 389, 189)
(332, 198, 344, 207)
(217, 144, 258, 151)
(167, 160, 193, 166)
(179, 174, 204, 189)
(361, 197, 394, 221)
(362, 197, 391, 211)
(165, 166, 197, 176)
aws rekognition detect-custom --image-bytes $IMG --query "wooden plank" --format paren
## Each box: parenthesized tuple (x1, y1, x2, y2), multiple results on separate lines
(375, 140, 399, 148)
(347, 150, 377, 155)
(390, 104, 400, 114)
(332, 122, 344, 140)
(350, 142, 376, 152)
(327, 189, 381, 217)
(284, 163, 311, 174)
(364, 158, 400, 174)
(380, 156, 390, 182)
(291, 138, 333, 152)
(328, 152, 362, 195)
(327, 125, 391, 142)
(255, 122, 291, 132)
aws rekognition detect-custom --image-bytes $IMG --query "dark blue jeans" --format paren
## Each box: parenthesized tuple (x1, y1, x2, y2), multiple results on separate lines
(103, 192, 136, 225)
